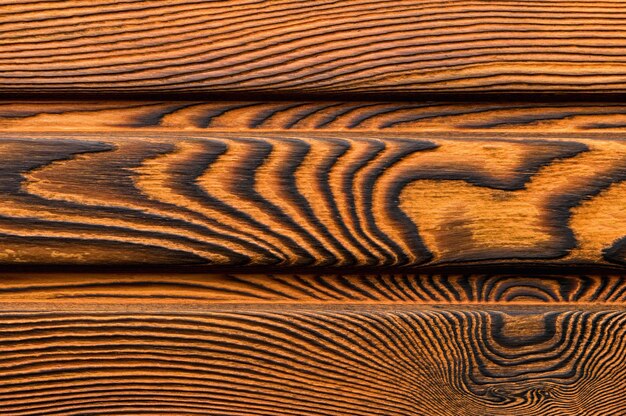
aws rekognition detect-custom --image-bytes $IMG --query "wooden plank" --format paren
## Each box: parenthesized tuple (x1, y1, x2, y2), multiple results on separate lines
(7, 100, 626, 132)
(2, 1, 626, 94)
(2, 99, 626, 268)
(0, 272, 623, 413)
(0, 273, 625, 307)
(1, 305, 626, 415)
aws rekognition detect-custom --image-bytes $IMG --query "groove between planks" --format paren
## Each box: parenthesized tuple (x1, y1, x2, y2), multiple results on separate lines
(3, 0, 626, 94)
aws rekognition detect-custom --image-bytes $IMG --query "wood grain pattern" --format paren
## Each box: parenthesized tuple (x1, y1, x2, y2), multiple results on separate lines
(7, 2, 626, 414)
(1, 273, 626, 414)
(2, 306, 626, 415)
(1, 118, 626, 267)
(0, 272, 626, 307)
(3, 1, 626, 94)
(8, 100, 626, 132)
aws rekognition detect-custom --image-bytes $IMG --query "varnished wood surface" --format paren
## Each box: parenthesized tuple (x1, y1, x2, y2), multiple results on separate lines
(2, 305, 626, 415)
(1, 273, 626, 307)
(0, 262, 623, 413)
(9, 100, 626, 132)
(1, 122, 626, 267)
(6, 1, 626, 413)
(3, 1, 626, 94)
(0, 272, 626, 414)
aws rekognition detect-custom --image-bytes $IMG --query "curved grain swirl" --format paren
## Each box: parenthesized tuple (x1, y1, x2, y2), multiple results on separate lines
(1, 102, 626, 267)
(0, 131, 619, 267)
(9, 101, 626, 132)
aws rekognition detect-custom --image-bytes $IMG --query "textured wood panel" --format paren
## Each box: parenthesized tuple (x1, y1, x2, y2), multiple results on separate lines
(8, 100, 626, 132)
(2, 306, 626, 415)
(1, 273, 626, 306)
(5, 1, 626, 414)
(0, 126, 625, 267)
(3, 0, 626, 94)
(1, 272, 625, 414)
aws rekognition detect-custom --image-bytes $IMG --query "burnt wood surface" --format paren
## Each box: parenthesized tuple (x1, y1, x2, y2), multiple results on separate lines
(0, 101, 625, 268)
(3, 0, 626, 95)
(0, 272, 623, 306)
(5, 1, 626, 414)
(0, 272, 624, 415)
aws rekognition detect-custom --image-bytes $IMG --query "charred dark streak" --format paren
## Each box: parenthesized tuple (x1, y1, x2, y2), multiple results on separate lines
(283, 103, 344, 129)
(152, 139, 287, 265)
(229, 137, 327, 266)
(248, 103, 311, 129)
(362, 138, 437, 266)
(196, 102, 262, 128)
(270, 137, 348, 266)
(120, 102, 201, 128)
(313, 137, 370, 265)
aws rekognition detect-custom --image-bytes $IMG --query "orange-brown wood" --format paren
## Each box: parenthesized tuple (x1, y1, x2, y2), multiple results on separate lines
(0, 101, 625, 269)
(0, 272, 622, 415)
(3, 100, 626, 413)
(7, 100, 626, 132)
(4, 1, 626, 413)
(0, 272, 621, 307)
(2, 1, 626, 94)
(0, 307, 605, 415)
(0, 302, 625, 415)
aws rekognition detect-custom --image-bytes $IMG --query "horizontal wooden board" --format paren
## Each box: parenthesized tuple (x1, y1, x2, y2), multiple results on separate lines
(1, 273, 626, 307)
(7, 100, 626, 132)
(1, 100, 626, 268)
(0, 272, 622, 413)
(1, 305, 626, 415)
(3, 1, 626, 94)
(2, 123, 626, 268)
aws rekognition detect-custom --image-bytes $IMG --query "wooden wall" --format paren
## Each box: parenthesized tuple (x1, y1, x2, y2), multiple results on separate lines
(2, 1, 626, 415)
